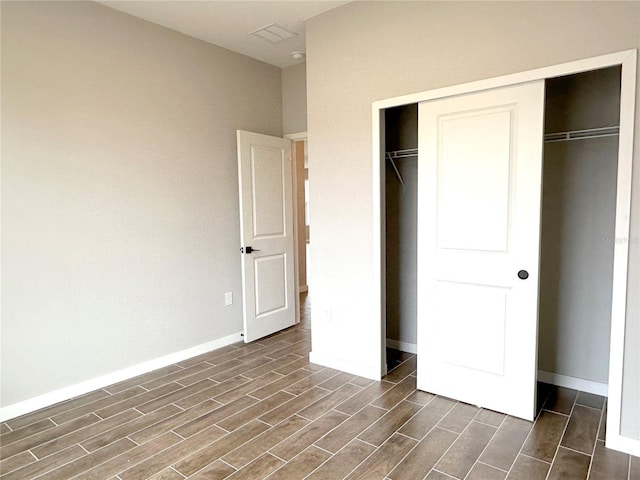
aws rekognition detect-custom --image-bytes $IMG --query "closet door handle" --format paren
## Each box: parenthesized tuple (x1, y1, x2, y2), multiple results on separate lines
(517, 270, 529, 280)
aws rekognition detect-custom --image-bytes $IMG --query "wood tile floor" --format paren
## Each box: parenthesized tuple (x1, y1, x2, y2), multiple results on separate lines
(2, 293, 639, 479)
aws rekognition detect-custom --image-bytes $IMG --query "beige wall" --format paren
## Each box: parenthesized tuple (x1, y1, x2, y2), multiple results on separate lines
(282, 63, 307, 135)
(306, 1, 640, 440)
(1, 1, 282, 407)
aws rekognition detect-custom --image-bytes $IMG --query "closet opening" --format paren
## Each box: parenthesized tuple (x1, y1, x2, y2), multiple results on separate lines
(538, 66, 621, 399)
(374, 49, 636, 454)
(382, 66, 623, 400)
(384, 104, 418, 373)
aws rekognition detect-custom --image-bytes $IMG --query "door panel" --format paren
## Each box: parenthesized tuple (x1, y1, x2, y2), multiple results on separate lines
(255, 254, 288, 316)
(237, 131, 295, 343)
(417, 81, 545, 421)
(251, 145, 286, 237)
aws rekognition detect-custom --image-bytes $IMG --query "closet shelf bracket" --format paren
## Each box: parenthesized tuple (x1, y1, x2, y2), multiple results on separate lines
(386, 154, 405, 187)
(385, 148, 418, 188)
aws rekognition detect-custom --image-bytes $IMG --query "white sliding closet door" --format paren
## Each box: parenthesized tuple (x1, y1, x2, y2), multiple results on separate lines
(417, 81, 545, 421)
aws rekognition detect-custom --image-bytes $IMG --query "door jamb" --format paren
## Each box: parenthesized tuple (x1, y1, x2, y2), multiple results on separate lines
(371, 49, 637, 455)
(285, 131, 308, 325)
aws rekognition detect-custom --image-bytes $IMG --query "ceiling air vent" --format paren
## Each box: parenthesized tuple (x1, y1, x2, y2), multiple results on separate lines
(250, 23, 297, 43)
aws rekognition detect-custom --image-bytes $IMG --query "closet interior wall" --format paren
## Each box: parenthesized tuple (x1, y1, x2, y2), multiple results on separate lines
(385, 104, 418, 358)
(538, 66, 621, 392)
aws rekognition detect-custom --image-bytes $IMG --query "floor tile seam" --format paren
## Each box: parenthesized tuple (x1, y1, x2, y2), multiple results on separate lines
(304, 435, 381, 480)
(0, 421, 60, 447)
(430, 467, 458, 479)
(306, 408, 367, 452)
(295, 384, 367, 422)
(303, 383, 363, 421)
(0, 453, 45, 479)
(456, 412, 502, 480)
(371, 384, 419, 410)
(267, 450, 289, 463)
(472, 413, 508, 430)
(132, 378, 224, 415)
(7, 413, 104, 460)
(31, 438, 133, 480)
(248, 369, 311, 396)
(475, 459, 510, 473)
(5, 392, 110, 432)
(584, 426, 602, 480)
(541, 408, 571, 417)
(212, 375, 285, 404)
(215, 392, 299, 431)
(282, 379, 333, 397)
(99, 431, 196, 478)
(168, 465, 187, 478)
(519, 452, 552, 464)
(543, 398, 578, 480)
(217, 457, 238, 473)
(25, 447, 91, 480)
(50, 389, 145, 426)
(557, 444, 593, 458)
(436, 425, 463, 436)
(385, 429, 441, 479)
(142, 369, 216, 391)
(118, 426, 230, 479)
(574, 402, 605, 412)
(370, 398, 439, 445)
(84, 405, 182, 451)
(177, 453, 235, 480)
(502, 409, 550, 479)
(222, 414, 312, 469)
(96, 384, 189, 418)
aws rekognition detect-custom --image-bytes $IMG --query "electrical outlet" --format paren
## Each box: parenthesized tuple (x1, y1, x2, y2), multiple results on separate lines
(225, 292, 233, 306)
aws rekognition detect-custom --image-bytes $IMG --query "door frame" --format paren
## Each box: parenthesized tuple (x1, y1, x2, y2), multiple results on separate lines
(371, 49, 637, 454)
(285, 131, 308, 326)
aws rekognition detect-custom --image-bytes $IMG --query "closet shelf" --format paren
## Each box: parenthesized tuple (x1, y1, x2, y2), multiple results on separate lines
(544, 126, 619, 143)
(386, 148, 418, 159)
(386, 149, 418, 188)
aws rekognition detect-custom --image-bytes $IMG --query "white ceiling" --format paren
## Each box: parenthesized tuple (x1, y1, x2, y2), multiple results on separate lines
(97, 1, 350, 68)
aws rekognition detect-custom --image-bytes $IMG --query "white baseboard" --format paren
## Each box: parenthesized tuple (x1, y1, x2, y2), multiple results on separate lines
(0, 332, 243, 422)
(537, 370, 608, 396)
(386, 338, 417, 354)
(606, 433, 640, 457)
(309, 351, 380, 380)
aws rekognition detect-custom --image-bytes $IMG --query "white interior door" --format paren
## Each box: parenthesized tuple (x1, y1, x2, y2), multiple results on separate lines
(237, 130, 295, 342)
(417, 81, 545, 420)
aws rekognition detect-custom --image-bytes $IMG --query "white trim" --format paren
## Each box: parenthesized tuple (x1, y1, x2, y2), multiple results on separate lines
(537, 370, 608, 397)
(0, 332, 243, 422)
(606, 49, 637, 456)
(291, 136, 301, 326)
(284, 131, 307, 141)
(605, 434, 640, 458)
(373, 107, 386, 377)
(372, 49, 637, 455)
(309, 351, 380, 380)
(386, 338, 417, 355)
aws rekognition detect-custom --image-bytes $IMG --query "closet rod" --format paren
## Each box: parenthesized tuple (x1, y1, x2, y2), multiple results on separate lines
(544, 126, 619, 143)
